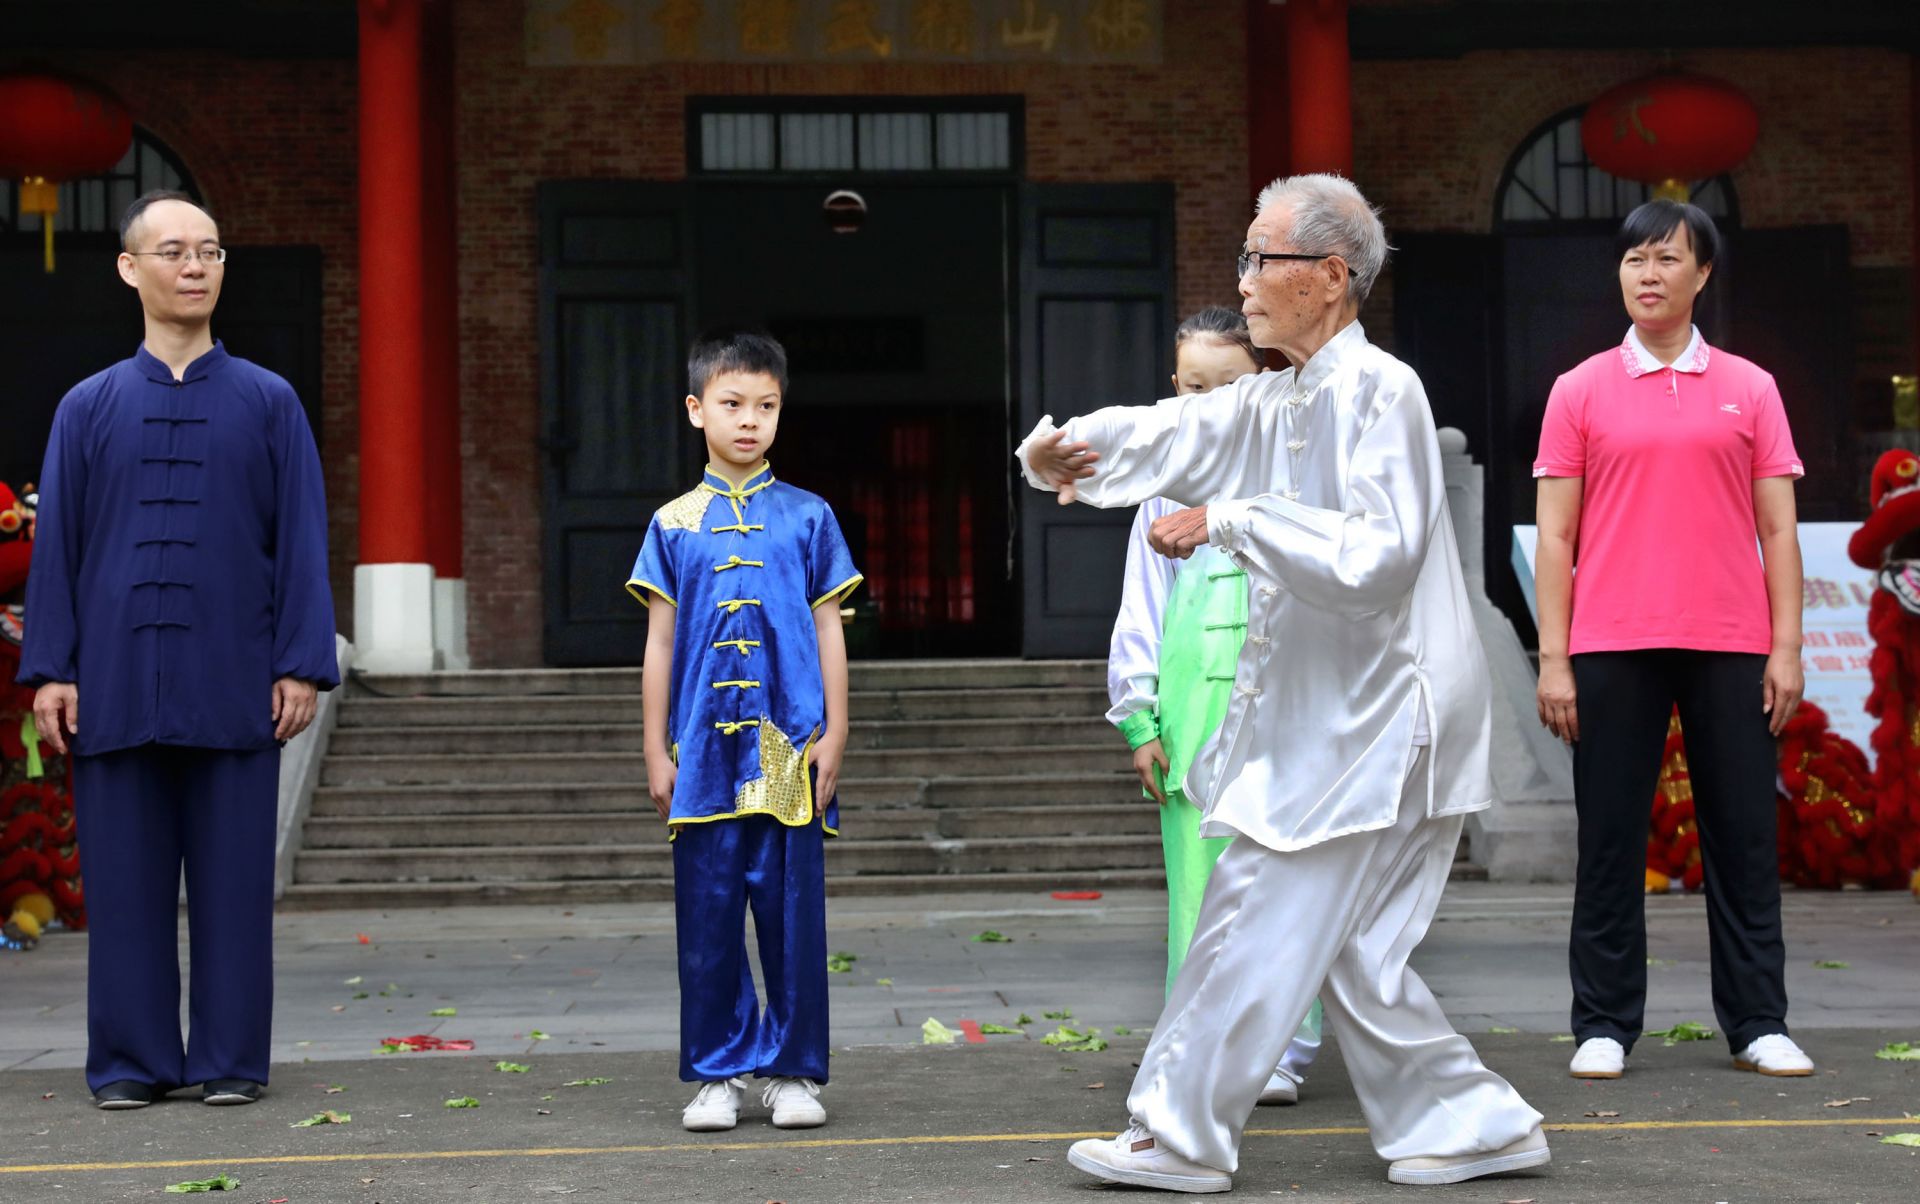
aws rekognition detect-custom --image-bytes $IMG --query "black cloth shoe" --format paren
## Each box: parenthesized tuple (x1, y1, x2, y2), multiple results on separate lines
(202, 1079, 262, 1106)
(93, 1080, 154, 1110)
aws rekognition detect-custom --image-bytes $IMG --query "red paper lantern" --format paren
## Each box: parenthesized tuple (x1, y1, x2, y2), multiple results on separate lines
(1580, 72, 1758, 203)
(0, 72, 134, 272)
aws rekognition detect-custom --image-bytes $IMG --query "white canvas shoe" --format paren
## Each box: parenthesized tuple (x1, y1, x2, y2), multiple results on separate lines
(1387, 1127, 1552, 1186)
(1257, 1066, 1301, 1106)
(1734, 1033, 1814, 1077)
(762, 1076, 827, 1128)
(682, 1077, 746, 1132)
(1568, 1036, 1626, 1079)
(1066, 1122, 1231, 1193)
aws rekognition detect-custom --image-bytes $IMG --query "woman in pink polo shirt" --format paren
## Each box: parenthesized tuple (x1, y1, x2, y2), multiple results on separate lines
(1532, 199, 1811, 1082)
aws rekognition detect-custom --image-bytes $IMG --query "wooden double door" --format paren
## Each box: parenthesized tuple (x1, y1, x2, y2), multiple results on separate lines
(537, 179, 1175, 665)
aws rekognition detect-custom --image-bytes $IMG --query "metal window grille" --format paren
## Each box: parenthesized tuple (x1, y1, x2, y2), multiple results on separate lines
(695, 102, 1015, 174)
(1, 125, 200, 235)
(1497, 110, 1734, 227)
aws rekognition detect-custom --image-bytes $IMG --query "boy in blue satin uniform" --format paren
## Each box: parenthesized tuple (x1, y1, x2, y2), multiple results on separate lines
(628, 331, 860, 1133)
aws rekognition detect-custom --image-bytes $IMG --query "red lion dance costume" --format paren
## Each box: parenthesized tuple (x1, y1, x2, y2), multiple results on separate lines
(1, 480, 85, 947)
(1647, 450, 1920, 895)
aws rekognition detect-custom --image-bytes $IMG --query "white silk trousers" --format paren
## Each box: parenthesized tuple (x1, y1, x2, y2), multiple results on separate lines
(1126, 748, 1542, 1173)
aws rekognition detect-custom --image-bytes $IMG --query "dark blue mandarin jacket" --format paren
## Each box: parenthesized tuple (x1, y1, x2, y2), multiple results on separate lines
(16, 342, 339, 754)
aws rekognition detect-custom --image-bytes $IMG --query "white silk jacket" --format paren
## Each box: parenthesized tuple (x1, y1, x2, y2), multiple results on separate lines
(1019, 322, 1494, 851)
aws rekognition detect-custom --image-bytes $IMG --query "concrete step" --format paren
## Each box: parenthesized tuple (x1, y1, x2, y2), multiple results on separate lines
(299, 804, 1160, 849)
(318, 745, 1131, 787)
(325, 716, 1121, 758)
(349, 659, 1104, 699)
(302, 808, 946, 849)
(307, 772, 1144, 817)
(279, 867, 1173, 908)
(333, 687, 1112, 729)
(292, 834, 1166, 884)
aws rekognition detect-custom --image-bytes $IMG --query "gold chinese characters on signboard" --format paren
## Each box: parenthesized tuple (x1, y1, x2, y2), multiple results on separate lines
(527, 0, 1161, 64)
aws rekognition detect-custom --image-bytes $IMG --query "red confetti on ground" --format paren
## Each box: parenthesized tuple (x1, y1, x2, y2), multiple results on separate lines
(1051, 891, 1103, 900)
(957, 1020, 987, 1045)
(356, 933, 372, 944)
(380, 1034, 474, 1052)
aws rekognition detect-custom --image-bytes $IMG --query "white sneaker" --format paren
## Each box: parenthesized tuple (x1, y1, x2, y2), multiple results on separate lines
(1734, 1033, 1814, 1077)
(682, 1077, 746, 1132)
(762, 1076, 826, 1128)
(1387, 1127, 1552, 1186)
(1257, 1066, 1301, 1106)
(1568, 1036, 1626, 1079)
(1067, 1122, 1231, 1193)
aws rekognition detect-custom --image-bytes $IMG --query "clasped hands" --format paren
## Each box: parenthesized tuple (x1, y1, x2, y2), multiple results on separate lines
(1026, 429, 1209, 559)
(31, 675, 320, 754)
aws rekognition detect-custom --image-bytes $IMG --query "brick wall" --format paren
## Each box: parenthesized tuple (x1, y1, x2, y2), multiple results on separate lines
(40, 19, 1913, 668)
(453, 0, 1250, 665)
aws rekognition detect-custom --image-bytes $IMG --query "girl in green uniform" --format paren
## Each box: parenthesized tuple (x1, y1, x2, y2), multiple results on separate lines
(1106, 307, 1322, 1105)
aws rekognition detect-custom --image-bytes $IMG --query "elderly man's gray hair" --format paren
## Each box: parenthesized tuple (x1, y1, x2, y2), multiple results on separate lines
(1254, 174, 1389, 306)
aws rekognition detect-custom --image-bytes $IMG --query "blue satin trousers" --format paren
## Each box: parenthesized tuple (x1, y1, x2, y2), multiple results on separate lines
(672, 814, 829, 1083)
(72, 743, 280, 1093)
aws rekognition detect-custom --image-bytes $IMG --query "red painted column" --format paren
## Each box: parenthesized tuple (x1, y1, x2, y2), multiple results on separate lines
(1247, 0, 1291, 205)
(1284, 0, 1353, 177)
(357, 0, 429, 566)
(1911, 51, 1919, 382)
(421, 0, 463, 579)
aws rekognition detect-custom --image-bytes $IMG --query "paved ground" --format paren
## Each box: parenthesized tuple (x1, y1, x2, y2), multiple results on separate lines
(4, 884, 1918, 1201)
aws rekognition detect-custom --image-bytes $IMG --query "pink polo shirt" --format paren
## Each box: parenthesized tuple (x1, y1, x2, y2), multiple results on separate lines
(1533, 327, 1803, 656)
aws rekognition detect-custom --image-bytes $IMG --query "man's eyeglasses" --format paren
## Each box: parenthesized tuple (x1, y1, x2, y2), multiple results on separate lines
(1237, 250, 1331, 280)
(128, 247, 227, 267)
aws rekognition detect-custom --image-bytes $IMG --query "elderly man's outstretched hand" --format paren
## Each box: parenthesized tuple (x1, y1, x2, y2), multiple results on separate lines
(1149, 505, 1210, 560)
(1027, 429, 1099, 505)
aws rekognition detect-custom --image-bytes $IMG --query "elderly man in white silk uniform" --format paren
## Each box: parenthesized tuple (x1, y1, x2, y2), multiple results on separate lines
(1022, 174, 1549, 1194)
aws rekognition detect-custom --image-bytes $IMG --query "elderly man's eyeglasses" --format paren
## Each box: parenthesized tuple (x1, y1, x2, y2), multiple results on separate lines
(1237, 250, 1331, 280)
(128, 247, 227, 267)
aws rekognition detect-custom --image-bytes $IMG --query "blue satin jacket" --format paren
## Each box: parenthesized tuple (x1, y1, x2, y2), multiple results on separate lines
(16, 343, 339, 754)
(627, 464, 861, 834)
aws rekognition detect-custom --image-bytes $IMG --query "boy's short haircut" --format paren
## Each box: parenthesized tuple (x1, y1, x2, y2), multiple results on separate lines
(689, 328, 789, 398)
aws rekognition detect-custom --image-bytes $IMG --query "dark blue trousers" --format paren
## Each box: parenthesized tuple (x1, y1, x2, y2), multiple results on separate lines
(672, 814, 828, 1084)
(72, 743, 280, 1093)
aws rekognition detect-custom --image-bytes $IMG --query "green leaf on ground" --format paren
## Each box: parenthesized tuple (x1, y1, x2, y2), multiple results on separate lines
(1645, 957, 1675, 967)
(875, 978, 893, 986)
(1874, 1042, 1920, 1061)
(164, 1174, 239, 1192)
(827, 951, 857, 973)
(429, 1007, 458, 1017)
(1550, 1034, 1577, 1042)
(1043, 1009, 1072, 1020)
(1647, 1021, 1716, 1046)
(978, 1023, 1022, 1035)
(562, 1077, 613, 1087)
(378, 1040, 415, 1054)
(343, 976, 363, 986)
(922, 1017, 960, 1044)
(1489, 1026, 1518, 1034)
(1880, 1133, 1920, 1147)
(1814, 960, 1851, 970)
(493, 1061, 530, 1073)
(291, 1110, 350, 1127)
(1041, 1025, 1108, 1053)
(541, 1094, 556, 1101)
(530, 1029, 550, 1040)
(1113, 1026, 1132, 1036)
(444, 1096, 481, 1108)
(972, 930, 1012, 943)
(379, 983, 399, 996)
(352, 992, 369, 1000)
(1016, 1013, 1034, 1026)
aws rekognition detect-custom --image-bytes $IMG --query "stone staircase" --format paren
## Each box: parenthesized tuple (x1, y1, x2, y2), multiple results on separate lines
(282, 659, 1482, 908)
